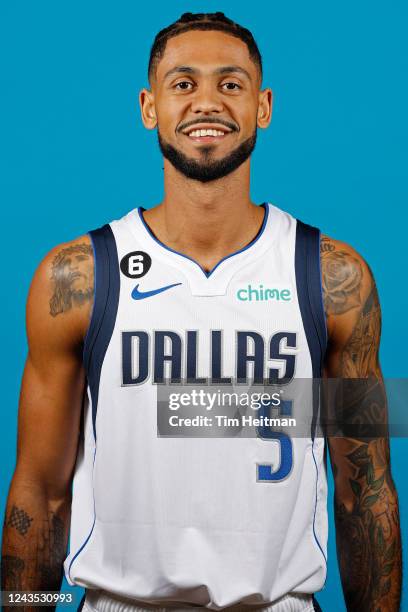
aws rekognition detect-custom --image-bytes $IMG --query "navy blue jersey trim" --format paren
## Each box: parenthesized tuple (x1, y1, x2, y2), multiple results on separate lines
(295, 220, 327, 380)
(295, 219, 328, 568)
(83, 224, 120, 441)
(295, 220, 327, 438)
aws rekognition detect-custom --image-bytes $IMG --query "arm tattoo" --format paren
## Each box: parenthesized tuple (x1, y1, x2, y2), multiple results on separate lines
(320, 237, 363, 315)
(334, 440, 401, 611)
(1, 555, 25, 590)
(37, 513, 66, 587)
(322, 236, 402, 610)
(1, 505, 68, 592)
(6, 505, 33, 536)
(340, 285, 381, 378)
(49, 243, 93, 317)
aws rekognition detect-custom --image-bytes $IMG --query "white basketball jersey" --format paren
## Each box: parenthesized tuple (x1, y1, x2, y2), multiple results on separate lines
(63, 203, 328, 610)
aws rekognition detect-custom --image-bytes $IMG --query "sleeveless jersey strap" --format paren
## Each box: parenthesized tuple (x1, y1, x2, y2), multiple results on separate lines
(295, 220, 328, 378)
(295, 220, 328, 441)
(83, 224, 120, 441)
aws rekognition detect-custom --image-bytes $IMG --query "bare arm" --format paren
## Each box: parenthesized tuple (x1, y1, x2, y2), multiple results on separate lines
(1, 237, 93, 599)
(322, 235, 402, 611)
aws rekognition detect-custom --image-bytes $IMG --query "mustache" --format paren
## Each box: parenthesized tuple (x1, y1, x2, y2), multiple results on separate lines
(177, 117, 239, 133)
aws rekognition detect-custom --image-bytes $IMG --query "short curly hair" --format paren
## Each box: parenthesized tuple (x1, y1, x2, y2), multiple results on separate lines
(148, 12, 262, 83)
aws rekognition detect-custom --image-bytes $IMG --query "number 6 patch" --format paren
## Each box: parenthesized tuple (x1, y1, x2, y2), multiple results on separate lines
(120, 251, 152, 279)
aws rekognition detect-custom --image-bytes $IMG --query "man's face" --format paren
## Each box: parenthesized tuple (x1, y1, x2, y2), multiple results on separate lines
(140, 30, 272, 182)
(49, 245, 94, 317)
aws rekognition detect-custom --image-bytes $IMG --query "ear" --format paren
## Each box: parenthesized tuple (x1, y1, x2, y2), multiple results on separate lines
(257, 88, 273, 129)
(139, 88, 157, 129)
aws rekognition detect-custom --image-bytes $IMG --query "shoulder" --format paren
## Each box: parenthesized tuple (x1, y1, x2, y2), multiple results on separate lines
(320, 234, 375, 315)
(27, 234, 94, 347)
(320, 235, 380, 344)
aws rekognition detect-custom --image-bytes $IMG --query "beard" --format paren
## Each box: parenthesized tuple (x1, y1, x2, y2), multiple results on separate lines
(157, 129, 257, 183)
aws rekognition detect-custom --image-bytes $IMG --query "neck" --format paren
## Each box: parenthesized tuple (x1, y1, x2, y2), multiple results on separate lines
(144, 159, 265, 272)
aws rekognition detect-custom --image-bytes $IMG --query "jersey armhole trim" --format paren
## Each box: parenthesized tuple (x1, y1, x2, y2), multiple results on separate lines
(82, 232, 97, 364)
(295, 219, 329, 569)
(82, 224, 120, 441)
(295, 220, 328, 378)
(317, 231, 328, 350)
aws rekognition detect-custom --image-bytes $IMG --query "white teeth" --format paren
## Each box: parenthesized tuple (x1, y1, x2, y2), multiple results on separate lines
(188, 128, 226, 137)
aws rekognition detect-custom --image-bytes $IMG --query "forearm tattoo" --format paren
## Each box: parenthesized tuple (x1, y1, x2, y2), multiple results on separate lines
(321, 236, 402, 611)
(49, 243, 93, 316)
(1, 555, 25, 590)
(333, 442, 401, 611)
(5, 505, 33, 536)
(1, 504, 68, 592)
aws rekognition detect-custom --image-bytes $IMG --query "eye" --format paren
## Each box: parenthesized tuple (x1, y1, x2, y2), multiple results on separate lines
(174, 81, 194, 90)
(221, 82, 241, 91)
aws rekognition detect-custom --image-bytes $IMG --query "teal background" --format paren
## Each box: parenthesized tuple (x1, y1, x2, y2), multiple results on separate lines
(1, 1, 407, 610)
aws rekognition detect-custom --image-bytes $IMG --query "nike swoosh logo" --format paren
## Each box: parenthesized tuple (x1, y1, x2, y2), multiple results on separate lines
(131, 282, 182, 300)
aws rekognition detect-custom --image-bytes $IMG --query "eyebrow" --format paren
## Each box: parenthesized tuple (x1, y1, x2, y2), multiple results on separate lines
(215, 66, 252, 80)
(163, 65, 252, 81)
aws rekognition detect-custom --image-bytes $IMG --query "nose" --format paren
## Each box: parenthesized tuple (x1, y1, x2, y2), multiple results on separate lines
(190, 82, 224, 114)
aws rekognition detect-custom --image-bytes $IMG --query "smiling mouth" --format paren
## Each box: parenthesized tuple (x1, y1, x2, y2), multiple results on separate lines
(183, 130, 232, 145)
(181, 124, 234, 142)
(190, 127, 228, 136)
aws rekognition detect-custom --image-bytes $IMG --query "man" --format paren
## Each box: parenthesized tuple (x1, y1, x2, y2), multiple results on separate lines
(1, 11, 401, 612)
